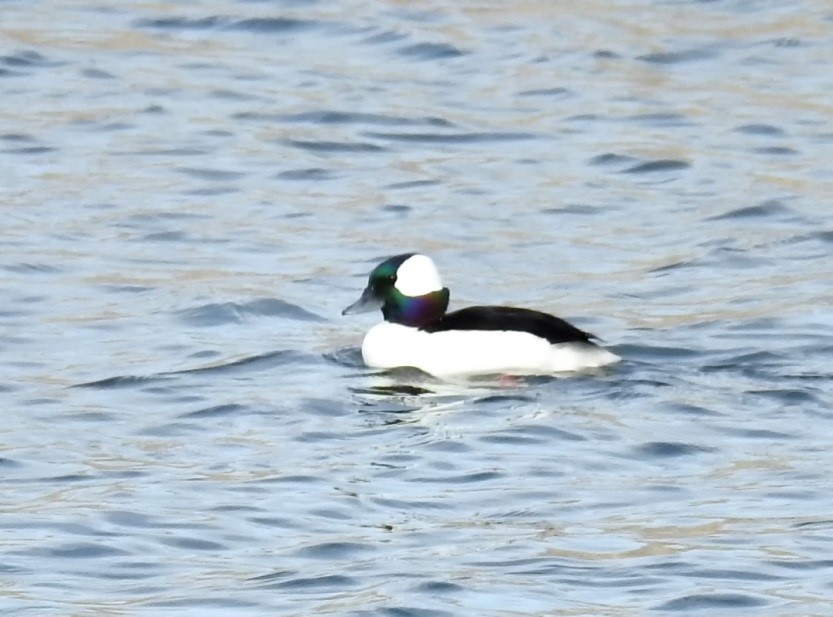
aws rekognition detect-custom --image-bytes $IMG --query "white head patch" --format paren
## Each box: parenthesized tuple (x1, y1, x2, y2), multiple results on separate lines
(395, 254, 444, 297)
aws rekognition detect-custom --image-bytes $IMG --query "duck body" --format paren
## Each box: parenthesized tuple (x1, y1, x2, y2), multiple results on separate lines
(343, 254, 619, 377)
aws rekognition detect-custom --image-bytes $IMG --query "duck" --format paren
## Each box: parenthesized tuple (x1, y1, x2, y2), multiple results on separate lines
(342, 253, 619, 377)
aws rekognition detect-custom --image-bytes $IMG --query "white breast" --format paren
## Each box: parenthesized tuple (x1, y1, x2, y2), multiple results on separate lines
(361, 322, 619, 377)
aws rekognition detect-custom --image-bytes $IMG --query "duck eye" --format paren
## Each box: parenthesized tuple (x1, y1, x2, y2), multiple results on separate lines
(373, 274, 395, 291)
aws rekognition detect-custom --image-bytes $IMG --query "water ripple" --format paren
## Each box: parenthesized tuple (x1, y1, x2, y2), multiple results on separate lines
(634, 441, 715, 459)
(396, 42, 466, 60)
(276, 167, 335, 181)
(706, 199, 793, 221)
(637, 47, 718, 64)
(135, 16, 322, 34)
(285, 139, 386, 153)
(74, 350, 312, 389)
(295, 541, 376, 559)
(177, 298, 324, 326)
(734, 123, 786, 137)
(280, 110, 452, 127)
(2, 50, 62, 69)
(656, 592, 769, 611)
(622, 159, 690, 174)
(265, 574, 358, 590)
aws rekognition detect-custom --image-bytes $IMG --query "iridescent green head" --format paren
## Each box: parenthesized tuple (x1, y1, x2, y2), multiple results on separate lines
(343, 253, 450, 327)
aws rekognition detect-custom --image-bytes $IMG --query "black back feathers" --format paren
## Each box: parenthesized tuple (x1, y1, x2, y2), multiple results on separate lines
(420, 306, 595, 345)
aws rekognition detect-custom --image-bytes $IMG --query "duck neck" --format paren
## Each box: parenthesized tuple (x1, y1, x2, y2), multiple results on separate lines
(383, 288, 449, 327)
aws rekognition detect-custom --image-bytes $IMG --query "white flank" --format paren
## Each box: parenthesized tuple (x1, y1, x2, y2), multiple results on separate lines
(361, 322, 620, 377)
(394, 254, 443, 296)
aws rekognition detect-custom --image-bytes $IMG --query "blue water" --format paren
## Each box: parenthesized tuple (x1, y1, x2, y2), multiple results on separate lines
(3, 1, 833, 614)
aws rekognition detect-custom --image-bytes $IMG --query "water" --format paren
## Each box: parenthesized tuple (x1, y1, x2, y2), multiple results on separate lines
(2, 0, 833, 614)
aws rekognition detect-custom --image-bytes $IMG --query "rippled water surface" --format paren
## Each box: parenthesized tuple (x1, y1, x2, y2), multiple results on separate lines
(3, 0, 833, 614)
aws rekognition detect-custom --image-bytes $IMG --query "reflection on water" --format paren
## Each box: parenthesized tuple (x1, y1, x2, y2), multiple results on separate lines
(2, 0, 833, 614)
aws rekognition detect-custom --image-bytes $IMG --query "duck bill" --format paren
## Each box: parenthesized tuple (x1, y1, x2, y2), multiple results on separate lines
(342, 286, 382, 315)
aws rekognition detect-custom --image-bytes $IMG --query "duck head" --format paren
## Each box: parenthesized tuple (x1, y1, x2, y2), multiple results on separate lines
(343, 253, 450, 327)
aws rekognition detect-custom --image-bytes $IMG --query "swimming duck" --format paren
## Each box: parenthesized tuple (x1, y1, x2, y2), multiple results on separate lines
(343, 253, 619, 377)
